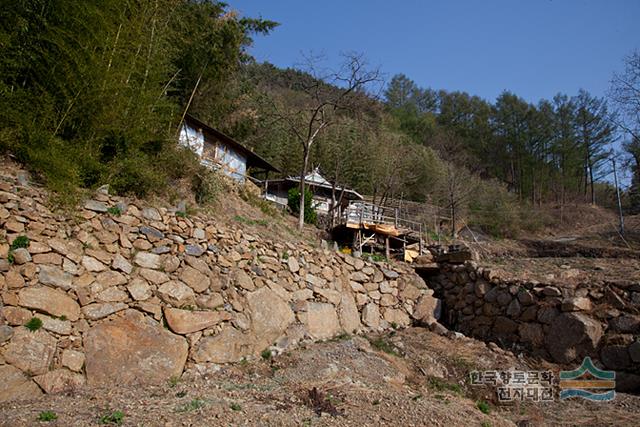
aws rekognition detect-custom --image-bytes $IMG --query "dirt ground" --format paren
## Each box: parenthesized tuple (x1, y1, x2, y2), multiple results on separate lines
(1, 328, 638, 427)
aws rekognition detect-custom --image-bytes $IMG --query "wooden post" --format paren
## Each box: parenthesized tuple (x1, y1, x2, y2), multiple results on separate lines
(385, 236, 390, 260)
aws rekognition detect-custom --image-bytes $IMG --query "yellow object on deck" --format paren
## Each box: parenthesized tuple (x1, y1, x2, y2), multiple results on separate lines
(404, 249, 419, 262)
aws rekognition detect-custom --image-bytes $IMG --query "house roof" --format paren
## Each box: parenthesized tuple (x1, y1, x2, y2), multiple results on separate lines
(184, 114, 280, 173)
(268, 168, 363, 200)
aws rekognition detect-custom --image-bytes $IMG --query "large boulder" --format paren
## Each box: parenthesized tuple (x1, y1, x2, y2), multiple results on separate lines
(301, 302, 341, 340)
(193, 327, 255, 364)
(600, 345, 631, 370)
(0, 365, 42, 403)
(412, 293, 441, 325)
(338, 292, 362, 333)
(3, 328, 57, 375)
(33, 369, 85, 394)
(545, 313, 603, 363)
(84, 309, 188, 386)
(361, 303, 381, 329)
(383, 308, 411, 327)
(246, 287, 294, 350)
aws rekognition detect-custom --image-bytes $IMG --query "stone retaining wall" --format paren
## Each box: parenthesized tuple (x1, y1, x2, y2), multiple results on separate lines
(0, 173, 437, 401)
(426, 262, 640, 391)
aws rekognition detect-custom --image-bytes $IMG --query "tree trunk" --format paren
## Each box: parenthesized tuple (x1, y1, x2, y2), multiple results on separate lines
(588, 161, 596, 205)
(450, 193, 456, 239)
(298, 146, 310, 231)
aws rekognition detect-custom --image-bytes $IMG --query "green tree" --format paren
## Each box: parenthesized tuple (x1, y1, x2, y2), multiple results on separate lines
(287, 187, 316, 224)
(0, 0, 275, 199)
(573, 89, 615, 205)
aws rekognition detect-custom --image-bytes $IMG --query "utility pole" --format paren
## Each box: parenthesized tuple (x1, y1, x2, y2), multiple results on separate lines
(611, 157, 625, 236)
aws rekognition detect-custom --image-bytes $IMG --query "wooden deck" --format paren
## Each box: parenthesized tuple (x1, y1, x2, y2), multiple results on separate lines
(335, 200, 424, 257)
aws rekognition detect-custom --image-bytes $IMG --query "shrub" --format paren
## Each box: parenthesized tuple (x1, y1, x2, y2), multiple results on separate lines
(261, 349, 272, 360)
(368, 337, 400, 356)
(427, 377, 463, 395)
(176, 399, 206, 413)
(37, 411, 57, 422)
(106, 206, 121, 216)
(98, 410, 124, 425)
(287, 187, 317, 224)
(10, 235, 29, 250)
(230, 403, 242, 411)
(192, 169, 222, 205)
(240, 187, 280, 216)
(168, 376, 179, 388)
(25, 317, 43, 332)
(476, 400, 490, 414)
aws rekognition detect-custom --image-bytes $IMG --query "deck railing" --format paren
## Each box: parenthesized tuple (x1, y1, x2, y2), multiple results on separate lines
(338, 200, 423, 234)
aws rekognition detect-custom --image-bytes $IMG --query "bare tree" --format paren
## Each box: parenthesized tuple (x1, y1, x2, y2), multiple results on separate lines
(431, 131, 477, 238)
(609, 50, 640, 140)
(369, 132, 421, 206)
(271, 53, 381, 230)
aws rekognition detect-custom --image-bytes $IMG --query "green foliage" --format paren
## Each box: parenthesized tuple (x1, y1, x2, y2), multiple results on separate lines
(328, 332, 351, 342)
(240, 187, 281, 217)
(0, 1, 276, 202)
(230, 402, 242, 411)
(176, 399, 206, 413)
(106, 206, 121, 216)
(261, 348, 272, 360)
(468, 180, 521, 237)
(10, 235, 29, 250)
(168, 376, 179, 388)
(287, 187, 316, 224)
(25, 317, 43, 332)
(476, 400, 490, 415)
(368, 337, 400, 356)
(426, 377, 463, 395)
(361, 253, 386, 262)
(98, 410, 124, 425)
(192, 168, 222, 205)
(37, 411, 57, 422)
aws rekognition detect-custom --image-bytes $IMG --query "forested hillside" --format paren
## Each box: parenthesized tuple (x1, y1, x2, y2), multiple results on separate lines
(196, 61, 635, 236)
(1, 1, 638, 237)
(0, 1, 276, 199)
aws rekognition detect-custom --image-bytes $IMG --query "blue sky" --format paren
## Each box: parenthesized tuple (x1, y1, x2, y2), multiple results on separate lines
(230, 0, 639, 105)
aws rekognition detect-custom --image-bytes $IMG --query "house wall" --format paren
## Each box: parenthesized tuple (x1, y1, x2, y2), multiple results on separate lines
(179, 122, 247, 183)
(264, 188, 288, 207)
(264, 186, 333, 214)
(212, 143, 247, 183)
(178, 122, 204, 157)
